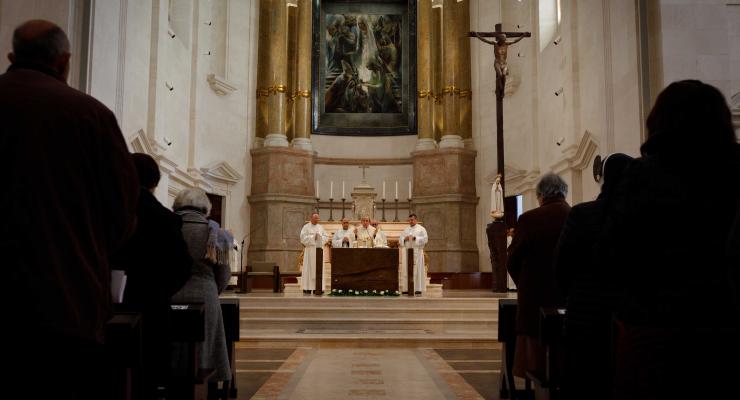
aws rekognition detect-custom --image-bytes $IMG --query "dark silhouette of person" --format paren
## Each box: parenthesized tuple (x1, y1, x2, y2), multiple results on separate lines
(114, 153, 193, 399)
(507, 173, 570, 380)
(553, 153, 633, 400)
(0, 20, 138, 399)
(596, 80, 740, 399)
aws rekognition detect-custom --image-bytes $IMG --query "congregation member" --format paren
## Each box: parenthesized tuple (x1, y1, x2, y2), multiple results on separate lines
(1, 20, 138, 398)
(171, 189, 232, 394)
(371, 220, 388, 248)
(332, 217, 354, 248)
(115, 153, 193, 399)
(355, 215, 376, 248)
(399, 213, 428, 294)
(506, 173, 570, 380)
(553, 153, 633, 400)
(595, 80, 740, 399)
(300, 212, 328, 294)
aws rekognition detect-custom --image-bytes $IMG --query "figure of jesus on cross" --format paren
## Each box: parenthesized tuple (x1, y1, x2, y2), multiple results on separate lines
(470, 23, 531, 101)
(469, 23, 530, 293)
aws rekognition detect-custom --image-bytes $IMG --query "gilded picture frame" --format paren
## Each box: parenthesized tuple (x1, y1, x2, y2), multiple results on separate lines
(312, 0, 417, 136)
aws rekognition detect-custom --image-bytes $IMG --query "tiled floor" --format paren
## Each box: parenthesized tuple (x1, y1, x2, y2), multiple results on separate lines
(234, 345, 503, 400)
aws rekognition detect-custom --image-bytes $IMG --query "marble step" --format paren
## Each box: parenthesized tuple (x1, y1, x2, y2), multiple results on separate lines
(239, 306, 497, 319)
(239, 317, 498, 332)
(238, 329, 499, 348)
(232, 296, 501, 309)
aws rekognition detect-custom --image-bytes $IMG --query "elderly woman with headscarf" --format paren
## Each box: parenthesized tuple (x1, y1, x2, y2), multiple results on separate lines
(553, 153, 633, 400)
(170, 188, 231, 393)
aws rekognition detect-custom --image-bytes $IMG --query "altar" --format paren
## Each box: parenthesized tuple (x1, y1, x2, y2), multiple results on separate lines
(331, 248, 398, 292)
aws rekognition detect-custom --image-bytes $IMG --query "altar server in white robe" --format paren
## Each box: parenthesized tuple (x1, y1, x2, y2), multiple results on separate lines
(371, 220, 388, 248)
(300, 213, 328, 292)
(399, 213, 428, 294)
(354, 216, 376, 248)
(332, 218, 354, 248)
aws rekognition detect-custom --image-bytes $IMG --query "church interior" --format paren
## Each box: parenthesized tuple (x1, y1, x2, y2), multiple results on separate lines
(2, 0, 739, 399)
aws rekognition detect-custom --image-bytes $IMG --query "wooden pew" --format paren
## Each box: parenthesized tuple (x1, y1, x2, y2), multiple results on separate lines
(498, 298, 519, 399)
(220, 298, 240, 399)
(105, 312, 143, 400)
(525, 307, 565, 400)
(244, 262, 281, 293)
(168, 303, 211, 400)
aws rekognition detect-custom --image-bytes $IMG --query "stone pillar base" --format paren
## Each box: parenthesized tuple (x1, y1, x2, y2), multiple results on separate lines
(264, 133, 289, 147)
(415, 138, 437, 151)
(463, 138, 474, 150)
(253, 137, 265, 149)
(291, 137, 314, 152)
(412, 148, 479, 273)
(439, 134, 464, 148)
(248, 147, 315, 272)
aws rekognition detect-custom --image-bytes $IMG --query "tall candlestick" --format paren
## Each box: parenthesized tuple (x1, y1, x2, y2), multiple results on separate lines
(408, 181, 412, 199)
(342, 181, 345, 199)
(382, 181, 386, 200)
(316, 180, 319, 198)
(330, 181, 333, 199)
(395, 181, 398, 200)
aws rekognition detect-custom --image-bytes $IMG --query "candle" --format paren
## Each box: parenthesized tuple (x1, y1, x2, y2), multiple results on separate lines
(330, 181, 333, 199)
(382, 181, 386, 199)
(316, 180, 319, 198)
(342, 181, 345, 199)
(395, 181, 398, 200)
(408, 181, 412, 199)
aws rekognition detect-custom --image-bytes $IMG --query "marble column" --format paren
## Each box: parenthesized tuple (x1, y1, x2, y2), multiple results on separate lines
(457, 0, 473, 149)
(412, 148, 479, 272)
(439, 0, 463, 148)
(254, 0, 272, 148)
(264, 0, 290, 147)
(291, 0, 313, 152)
(415, 0, 436, 151)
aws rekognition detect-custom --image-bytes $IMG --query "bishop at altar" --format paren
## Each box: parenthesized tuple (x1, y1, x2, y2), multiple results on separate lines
(300, 213, 328, 292)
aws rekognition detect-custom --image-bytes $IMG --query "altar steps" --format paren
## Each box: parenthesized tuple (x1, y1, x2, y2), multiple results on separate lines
(231, 294, 505, 348)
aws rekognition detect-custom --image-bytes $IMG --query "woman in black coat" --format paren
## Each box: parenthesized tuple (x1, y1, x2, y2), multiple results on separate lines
(553, 153, 632, 400)
(595, 80, 740, 399)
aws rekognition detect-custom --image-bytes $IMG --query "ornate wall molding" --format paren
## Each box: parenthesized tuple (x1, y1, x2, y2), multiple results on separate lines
(314, 156, 413, 166)
(206, 73, 238, 96)
(200, 160, 243, 184)
(551, 130, 600, 174)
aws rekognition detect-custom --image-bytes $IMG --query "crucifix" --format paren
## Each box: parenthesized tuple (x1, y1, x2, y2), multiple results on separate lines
(359, 164, 370, 183)
(469, 23, 530, 293)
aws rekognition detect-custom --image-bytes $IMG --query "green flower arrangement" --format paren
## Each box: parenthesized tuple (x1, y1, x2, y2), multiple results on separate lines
(329, 289, 401, 296)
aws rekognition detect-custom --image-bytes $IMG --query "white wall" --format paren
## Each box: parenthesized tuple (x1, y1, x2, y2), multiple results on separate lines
(659, 0, 739, 103)
(85, 0, 256, 246)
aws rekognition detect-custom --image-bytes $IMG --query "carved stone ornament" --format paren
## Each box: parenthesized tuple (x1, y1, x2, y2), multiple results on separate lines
(206, 73, 237, 96)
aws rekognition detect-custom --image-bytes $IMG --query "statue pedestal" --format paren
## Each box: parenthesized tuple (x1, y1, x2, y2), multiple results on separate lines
(487, 221, 508, 292)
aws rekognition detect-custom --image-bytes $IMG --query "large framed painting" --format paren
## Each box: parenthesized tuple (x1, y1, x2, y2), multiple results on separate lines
(312, 0, 417, 136)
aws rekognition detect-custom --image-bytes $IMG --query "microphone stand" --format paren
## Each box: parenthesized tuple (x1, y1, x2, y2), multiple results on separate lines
(237, 236, 248, 293)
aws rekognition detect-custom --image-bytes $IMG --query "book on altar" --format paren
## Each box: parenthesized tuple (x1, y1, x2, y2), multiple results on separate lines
(111, 269, 127, 304)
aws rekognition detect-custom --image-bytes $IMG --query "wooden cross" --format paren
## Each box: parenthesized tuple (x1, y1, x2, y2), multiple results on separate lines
(359, 164, 370, 182)
(469, 23, 530, 292)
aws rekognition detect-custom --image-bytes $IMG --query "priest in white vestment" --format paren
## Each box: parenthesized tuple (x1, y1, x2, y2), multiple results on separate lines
(371, 220, 388, 248)
(300, 213, 328, 292)
(332, 218, 354, 248)
(354, 216, 376, 248)
(399, 213, 428, 294)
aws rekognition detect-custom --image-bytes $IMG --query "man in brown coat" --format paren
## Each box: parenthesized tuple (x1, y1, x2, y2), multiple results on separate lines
(0, 20, 138, 398)
(507, 173, 570, 379)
